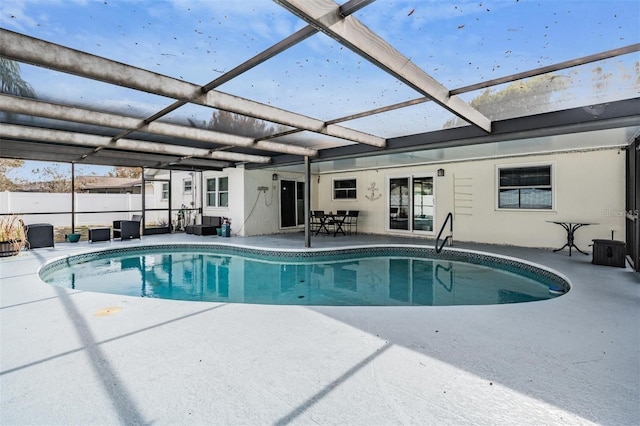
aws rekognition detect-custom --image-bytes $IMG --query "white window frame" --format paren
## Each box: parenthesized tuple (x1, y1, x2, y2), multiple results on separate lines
(496, 162, 555, 211)
(161, 182, 169, 200)
(183, 178, 192, 194)
(206, 176, 229, 207)
(332, 177, 357, 200)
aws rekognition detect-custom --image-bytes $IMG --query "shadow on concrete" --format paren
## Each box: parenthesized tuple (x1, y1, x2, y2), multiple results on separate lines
(0, 294, 66, 310)
(274, 343, 392, 425)
(52, 286, 147, 424)
(1, 297, 226, 377)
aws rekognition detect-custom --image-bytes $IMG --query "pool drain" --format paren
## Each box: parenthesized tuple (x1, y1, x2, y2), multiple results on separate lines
(94, 306, 122, 317)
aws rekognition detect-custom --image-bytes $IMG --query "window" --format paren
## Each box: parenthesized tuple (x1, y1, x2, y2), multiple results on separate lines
(498, 165, 552, 209)
(206, 177, 229, 207)
(161, 182, 169, 200)
(333, 179, 357, 199)
(183, 179, 192, 193)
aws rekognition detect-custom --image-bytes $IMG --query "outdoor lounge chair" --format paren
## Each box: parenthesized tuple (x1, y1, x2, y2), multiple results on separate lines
(185, 216, 221, 236)
(113, 214, 141, 240)
(25, 223, 54, 249)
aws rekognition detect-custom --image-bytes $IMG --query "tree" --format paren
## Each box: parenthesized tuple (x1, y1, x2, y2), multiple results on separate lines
(0, 159, 25, 191)
(1, 58, 36, 123)
(0, 58, 36, 98)
(443, 74, 569, 128)
(108, 166, 142, 178)
(31, 165, 71, 192)
(207, 110, 285, 138)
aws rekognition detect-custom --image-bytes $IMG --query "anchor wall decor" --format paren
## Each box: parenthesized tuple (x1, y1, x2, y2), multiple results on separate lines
(365, 182, 382, 201)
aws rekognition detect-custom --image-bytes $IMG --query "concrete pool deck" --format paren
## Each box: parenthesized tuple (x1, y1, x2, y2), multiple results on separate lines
(1, 233, 638, 425)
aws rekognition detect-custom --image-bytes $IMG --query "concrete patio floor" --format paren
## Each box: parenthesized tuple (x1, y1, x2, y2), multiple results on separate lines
(1, 232, 638, 425)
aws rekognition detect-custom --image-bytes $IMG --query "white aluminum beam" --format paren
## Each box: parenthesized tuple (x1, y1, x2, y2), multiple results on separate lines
(276, 0, 492, 133)
(0, 94, 318, 157)
(0, 124, 271, 164)
(0, 29, 385, 148)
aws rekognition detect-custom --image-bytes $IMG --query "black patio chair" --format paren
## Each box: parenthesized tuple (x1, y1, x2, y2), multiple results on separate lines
(310, 210, 324, 234)
(113, 214, 141, 240)
(345, 210, 359, 235)
(25, 223, 54, 249)
(329, 211, 349, 236)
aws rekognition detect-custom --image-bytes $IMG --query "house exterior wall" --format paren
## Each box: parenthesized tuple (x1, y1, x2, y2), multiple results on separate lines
(433, 148, 625, 248)
(239, 147, 624, 250)
(2, 148, 623, 249)
(201, 168, 244, 234)
(240, 169, 280, 236)
(174, 168, 345, 236)
(148, 170, 201, 227)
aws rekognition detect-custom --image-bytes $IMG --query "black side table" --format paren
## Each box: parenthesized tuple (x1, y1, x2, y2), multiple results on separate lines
(88, 227, 110, 243)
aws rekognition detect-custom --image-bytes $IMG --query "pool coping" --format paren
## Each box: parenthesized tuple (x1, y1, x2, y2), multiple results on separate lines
(38, 242, 572, 298)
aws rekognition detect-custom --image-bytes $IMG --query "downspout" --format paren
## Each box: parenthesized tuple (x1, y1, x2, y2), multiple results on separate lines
(141, 169, 146, 235)
(71, 162, 75, 233)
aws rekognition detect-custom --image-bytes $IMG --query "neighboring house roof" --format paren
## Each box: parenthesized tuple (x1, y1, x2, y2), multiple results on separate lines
(75, 176, 142, 191)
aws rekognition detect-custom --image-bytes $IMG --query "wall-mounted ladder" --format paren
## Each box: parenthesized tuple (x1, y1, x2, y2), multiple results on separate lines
(453, 174, 473, 217)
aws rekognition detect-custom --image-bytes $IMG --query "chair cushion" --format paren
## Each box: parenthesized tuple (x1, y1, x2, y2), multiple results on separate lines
(203, 216, 221, 227)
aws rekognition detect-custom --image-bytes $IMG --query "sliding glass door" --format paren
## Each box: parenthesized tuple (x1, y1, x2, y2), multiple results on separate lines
(389, 175, 434, 233)
(280, 179, 305, 228)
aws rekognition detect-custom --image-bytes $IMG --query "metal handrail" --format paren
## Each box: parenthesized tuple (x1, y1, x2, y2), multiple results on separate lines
(435, 212, 453, 254)
(627, 212, 639, 272)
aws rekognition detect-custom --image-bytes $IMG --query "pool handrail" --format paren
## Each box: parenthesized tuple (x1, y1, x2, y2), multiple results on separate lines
(435, 212, 453, 254)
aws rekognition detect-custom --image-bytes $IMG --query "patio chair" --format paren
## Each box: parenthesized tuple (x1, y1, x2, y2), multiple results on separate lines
(390, 207, 399, 222)
(328, 211, 349, 236)
(113, 214, 141, 240)
(345, 210, 359, 235)
(25, 223, 54, 249)
(310, 210, 324, 234)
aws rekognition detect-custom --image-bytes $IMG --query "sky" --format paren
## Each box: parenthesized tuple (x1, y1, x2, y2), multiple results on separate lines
(1, 0, 639, 179)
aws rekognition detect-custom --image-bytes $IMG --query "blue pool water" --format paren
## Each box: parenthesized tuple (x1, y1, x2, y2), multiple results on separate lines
(39, 245, 568, 306)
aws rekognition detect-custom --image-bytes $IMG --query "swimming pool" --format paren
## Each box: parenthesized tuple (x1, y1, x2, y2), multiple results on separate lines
(39, 244, 569, 306)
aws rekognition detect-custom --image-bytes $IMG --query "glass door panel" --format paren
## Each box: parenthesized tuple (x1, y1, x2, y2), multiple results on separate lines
(280, 180, 296, 228)
(296, 181, 305, 226)
(280, 180, 306, 228)
(389, 178, 409, 230)
(413, 177, 433, 232)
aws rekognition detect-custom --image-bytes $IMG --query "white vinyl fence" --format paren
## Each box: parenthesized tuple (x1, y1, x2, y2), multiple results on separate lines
(0, 192, 168, 227)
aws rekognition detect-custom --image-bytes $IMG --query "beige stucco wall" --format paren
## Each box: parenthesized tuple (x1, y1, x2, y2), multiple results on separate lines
(312, 147, 625, 249)
(205, 168, 312, 236)
(239, 169, 280, 237)
(217, 147, 625, 249)
(443, 148, 624, 248)
(202, 168, 244, 234)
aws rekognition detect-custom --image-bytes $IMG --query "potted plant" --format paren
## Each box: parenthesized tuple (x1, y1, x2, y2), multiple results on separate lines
(65, 233, 81, 243)
(221, 217, 231, 237)
(0, 215, 26, 257)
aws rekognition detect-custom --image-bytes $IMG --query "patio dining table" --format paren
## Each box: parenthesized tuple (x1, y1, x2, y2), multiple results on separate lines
(315, 213, 347, 237)
(547, 220, 597, 256)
